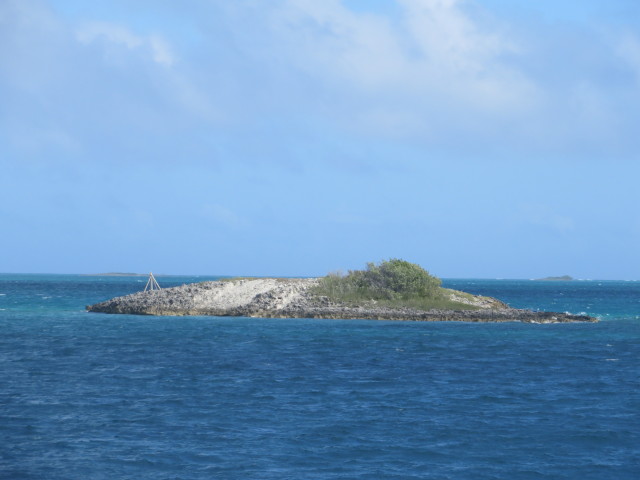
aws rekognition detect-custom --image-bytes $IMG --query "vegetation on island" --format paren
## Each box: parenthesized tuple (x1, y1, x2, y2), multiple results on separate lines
(312, 259, 481, 311)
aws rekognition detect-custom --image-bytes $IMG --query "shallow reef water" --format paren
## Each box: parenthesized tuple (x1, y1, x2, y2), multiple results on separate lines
(1, 275, 638, 479)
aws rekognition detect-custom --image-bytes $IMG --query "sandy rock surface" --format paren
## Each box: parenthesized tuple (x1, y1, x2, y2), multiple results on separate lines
(87, 278, 320, 316)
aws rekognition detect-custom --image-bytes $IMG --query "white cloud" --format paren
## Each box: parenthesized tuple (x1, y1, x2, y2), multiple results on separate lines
(76, 22, 142, 49)
(277, 0, 534, 103)
(398, 0, 535, 109)
(265, 0, 539, 142)
(148, 35, 174, 66)
(0, 0, 219, 165)
(76, 22, 175, 67)
(2, 0, 639, 168)
(617, 33, 640, 83)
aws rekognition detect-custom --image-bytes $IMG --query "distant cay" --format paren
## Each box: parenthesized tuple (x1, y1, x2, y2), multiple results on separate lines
(537, 275, 574, 281)
(81, 273, 167, 277)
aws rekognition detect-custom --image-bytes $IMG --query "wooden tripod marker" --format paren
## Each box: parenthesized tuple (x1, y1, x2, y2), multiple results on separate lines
(144, 272, 161, 292)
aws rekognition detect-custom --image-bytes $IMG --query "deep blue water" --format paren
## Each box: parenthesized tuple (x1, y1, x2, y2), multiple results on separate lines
(1, 275, 638, 479)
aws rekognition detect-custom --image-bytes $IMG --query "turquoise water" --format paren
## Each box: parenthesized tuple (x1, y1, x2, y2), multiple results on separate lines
(1, 275, 638, 479)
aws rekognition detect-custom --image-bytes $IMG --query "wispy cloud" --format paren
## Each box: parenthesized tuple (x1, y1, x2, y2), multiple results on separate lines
(250, 0, 640, 159)
(76, 22, 175, 67)
(2, 0, 640, 169)
(617, 32, 640, 83)
(269, 0, 537, 125)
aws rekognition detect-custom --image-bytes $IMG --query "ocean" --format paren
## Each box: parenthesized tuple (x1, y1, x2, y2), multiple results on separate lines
(1, 275, 638, 479)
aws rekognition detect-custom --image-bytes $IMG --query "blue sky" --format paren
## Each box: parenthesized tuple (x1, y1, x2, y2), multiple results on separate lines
(1, 0, 639, 279)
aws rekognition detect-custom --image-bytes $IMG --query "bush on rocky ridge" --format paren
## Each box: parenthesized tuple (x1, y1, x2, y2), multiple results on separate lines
(315, 259, 442, 302)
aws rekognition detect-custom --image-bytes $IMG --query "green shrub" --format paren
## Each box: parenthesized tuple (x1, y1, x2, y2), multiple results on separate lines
(314, 259, 442, 302)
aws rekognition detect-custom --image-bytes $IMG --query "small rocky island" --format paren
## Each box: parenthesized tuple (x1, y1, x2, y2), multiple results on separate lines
(87, 260, 596, 324)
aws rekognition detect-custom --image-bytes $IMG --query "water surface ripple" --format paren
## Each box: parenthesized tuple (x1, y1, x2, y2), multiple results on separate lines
(1, 276, 638, 479)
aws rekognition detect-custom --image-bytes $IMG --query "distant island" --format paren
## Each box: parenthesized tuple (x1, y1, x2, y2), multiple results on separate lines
(536, 275, 574, 281)
(81, 273, 167, 277)
(87, 259, 596, 323)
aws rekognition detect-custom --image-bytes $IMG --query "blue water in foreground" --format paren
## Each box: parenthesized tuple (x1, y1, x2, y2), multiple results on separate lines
(1, 275, 638, 479)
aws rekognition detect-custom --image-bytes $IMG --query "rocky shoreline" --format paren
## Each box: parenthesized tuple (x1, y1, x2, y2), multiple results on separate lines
(86, 278, 597, 324)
